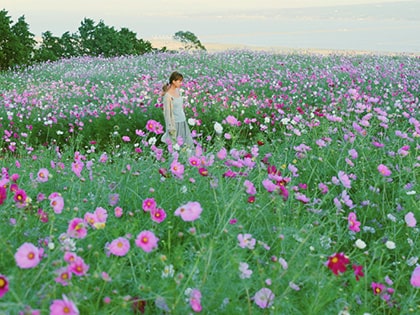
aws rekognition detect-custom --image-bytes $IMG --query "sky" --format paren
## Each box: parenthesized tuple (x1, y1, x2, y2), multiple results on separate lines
(2, 0, 419, 53)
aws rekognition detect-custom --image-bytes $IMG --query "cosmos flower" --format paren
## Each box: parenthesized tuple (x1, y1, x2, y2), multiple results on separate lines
(135, 230, 159, 252)
(326, 252, 350, 275)
(174, 201, 203, 222)
(253, 288, 275, 309)
(15, 243, 41, 269)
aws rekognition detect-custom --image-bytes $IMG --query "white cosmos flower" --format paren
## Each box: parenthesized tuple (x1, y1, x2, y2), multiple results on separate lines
(385, 240, 396, 250)
(355, 239, 366, 249)
(214, 122, 223, 135)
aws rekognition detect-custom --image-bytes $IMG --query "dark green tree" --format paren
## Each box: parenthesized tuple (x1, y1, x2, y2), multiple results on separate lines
(0, 10, 35, 70)
(173, 30, 206, 51)
(33, 31, 63, 62)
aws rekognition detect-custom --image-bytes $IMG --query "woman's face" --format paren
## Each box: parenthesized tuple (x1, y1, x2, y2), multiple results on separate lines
(172, 79, 183, 88)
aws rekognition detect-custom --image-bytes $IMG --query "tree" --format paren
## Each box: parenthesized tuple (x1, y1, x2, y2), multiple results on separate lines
(11, 15, 36, 65)
(0, 10, 35, 70)
(173, 31, 206, 51)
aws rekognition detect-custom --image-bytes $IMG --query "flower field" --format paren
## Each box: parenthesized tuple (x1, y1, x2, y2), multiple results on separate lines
(0, 50, 419, 314)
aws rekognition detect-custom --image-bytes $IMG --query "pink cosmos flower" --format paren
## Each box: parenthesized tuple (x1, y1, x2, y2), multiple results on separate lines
(0, 274, 9, 298)
(64, 252, 78, 263)
(71, 160, 84, 177)
(55, 267, 72, 286)
(239, 262, 253, 279)
(189, 288, 202, 313)
(114, 206, 123, 218)
(170, 160, 185, 179)
(174, 201, 203, 222)
(37, 168, 49, 182)
(15, 242, 41, 269)
(122, 136, 131, 142)
(216, 147, 227, 160)
(188, 156, 201, 167)
(151, 208, 167, 223)
(145, 119, 164, 134)
(99, 153, 108, 163)
(67, 218, 88, 239)
(338, 171, 351, 189)
(142, 198, 157, 212)
(378, 164, 392, 176)
(107, 237, 130, 256)
(348, 212, 361, 232)
(50, 294, 79, 315)
(244, 180, 256, 195)
(135, 230, 159, 252)
(405, 212, 417, 227)
(410, 266, 420, 287)
(94, 207, 108, 224)
(69, 256, 89, 276)
(253, 288, 275, 309)
(49, 193, 64, 214)
(237, 233, 256, 250)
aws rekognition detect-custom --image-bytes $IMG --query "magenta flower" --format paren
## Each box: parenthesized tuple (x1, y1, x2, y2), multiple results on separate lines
(352, 264, 364, 281)
(189, 288, 202, 313)
(67, 218, 88, 239)
(37, 168, 49, 182)
(50, 294, 79, 315)
(107, 237, 130, 256)
(54, 267, 72, 286)
(410, 266, 420, 287)
(0, 186, 6, 205)
(371, 282, 385, 295)
(15, 242, 41, 269)
(378, 164, 392, 176)
(0, 274, 9, 298)
(348, 212, 361, 232)
(142, 198, 157, 212)
(253, 288, 275, 309)
(326, 252, 350, 275)
(13, 189, 27, 204)
(237, 233, 256, 250)
(151, 208, 167, 223)
(135, 230, 159, 252)
(174, 201, 203, 222)
(69, 256, 89, 276)
(146, 119, 164, 134)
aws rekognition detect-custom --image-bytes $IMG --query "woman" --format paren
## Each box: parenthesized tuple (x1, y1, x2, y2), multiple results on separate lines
(161, 71, 194, 148)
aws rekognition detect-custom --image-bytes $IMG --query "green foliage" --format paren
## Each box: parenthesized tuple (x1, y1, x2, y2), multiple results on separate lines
(0, 10, 35, 70)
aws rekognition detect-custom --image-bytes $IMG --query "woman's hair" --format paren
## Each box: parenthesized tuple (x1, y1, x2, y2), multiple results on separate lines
(161, 71, 183, 94)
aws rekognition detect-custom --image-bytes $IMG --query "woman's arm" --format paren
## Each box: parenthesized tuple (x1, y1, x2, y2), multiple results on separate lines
(163, 94, 176, 135)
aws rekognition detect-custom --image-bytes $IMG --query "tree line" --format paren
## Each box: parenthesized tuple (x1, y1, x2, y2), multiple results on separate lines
(0, 9, 206, 71)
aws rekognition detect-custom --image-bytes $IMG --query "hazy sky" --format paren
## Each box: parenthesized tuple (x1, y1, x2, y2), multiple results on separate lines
(2, 0, 419, 52)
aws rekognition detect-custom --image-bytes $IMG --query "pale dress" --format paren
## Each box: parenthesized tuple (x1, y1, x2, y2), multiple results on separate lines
(162, 91, 194, 147)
